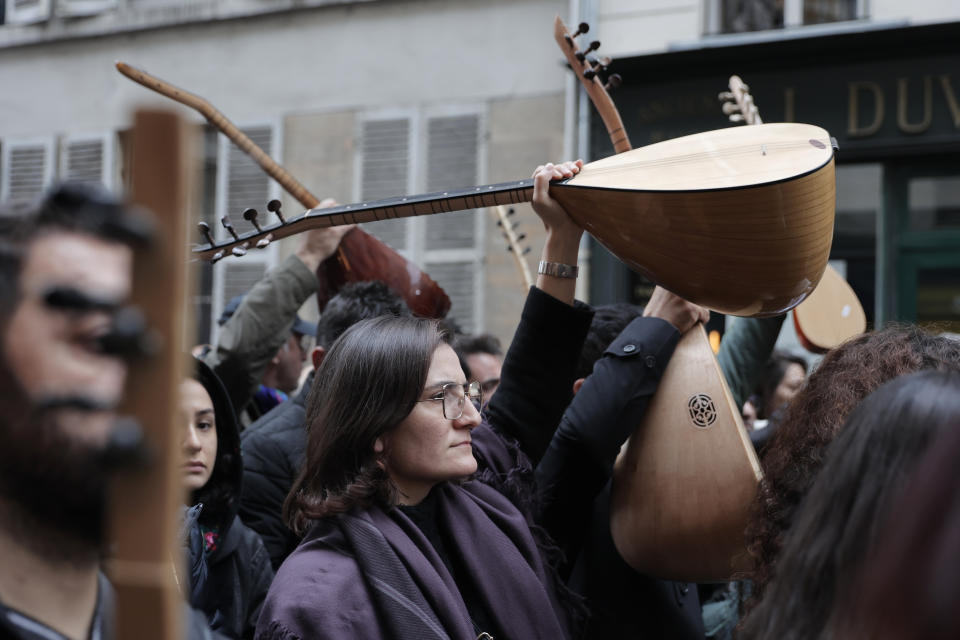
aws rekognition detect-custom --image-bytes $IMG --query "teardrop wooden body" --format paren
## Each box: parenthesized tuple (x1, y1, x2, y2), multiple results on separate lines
(610, 325, 762, 582)
(314, 227, 452, 318)
(792, 263, 866, 353)
(551, 123, 836, 317)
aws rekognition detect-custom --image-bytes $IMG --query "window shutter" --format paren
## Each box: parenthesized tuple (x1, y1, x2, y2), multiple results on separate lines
(425, 115, 479, 250)
(211, 125, 278, 341)
(423, 113, 483, 332)
(359, 118, 410, 252)
(1, 140, 53, 203)
(423, 260, 478, 333)
(221, 262, 268, 309)
(5, 0, 51, 24)
(223, 126, 273, 238)
(56, 0, 117, 17)
(61, 134, 114, 189)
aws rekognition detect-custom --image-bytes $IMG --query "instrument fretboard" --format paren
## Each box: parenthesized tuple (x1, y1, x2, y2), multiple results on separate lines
(195, 179, 535, 261)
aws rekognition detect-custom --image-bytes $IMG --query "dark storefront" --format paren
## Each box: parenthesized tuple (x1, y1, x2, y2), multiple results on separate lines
(588, 20, 960, 333)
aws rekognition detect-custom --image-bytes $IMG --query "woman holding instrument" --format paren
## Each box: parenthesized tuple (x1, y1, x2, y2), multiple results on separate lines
(255, 161, 594, 640)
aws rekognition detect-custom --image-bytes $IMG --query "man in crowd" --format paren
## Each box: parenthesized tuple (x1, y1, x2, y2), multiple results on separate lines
(201, 201, 352, 426)
(454, 332, 504, 401)
(0, 184, 220, 640)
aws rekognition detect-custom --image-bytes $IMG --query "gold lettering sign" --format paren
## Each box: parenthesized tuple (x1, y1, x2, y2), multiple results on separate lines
(848, 80, 884, 137)
(897, 76, 932, 134)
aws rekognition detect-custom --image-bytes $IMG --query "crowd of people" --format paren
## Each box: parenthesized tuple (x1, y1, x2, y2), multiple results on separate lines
(0, 160, 958, 640)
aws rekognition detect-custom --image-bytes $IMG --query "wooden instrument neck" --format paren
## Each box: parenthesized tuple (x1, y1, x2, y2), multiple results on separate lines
(195, 179, 535, 261)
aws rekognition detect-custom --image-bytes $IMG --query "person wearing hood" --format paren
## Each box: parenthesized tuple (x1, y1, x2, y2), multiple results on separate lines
(180, 360, 275, 639)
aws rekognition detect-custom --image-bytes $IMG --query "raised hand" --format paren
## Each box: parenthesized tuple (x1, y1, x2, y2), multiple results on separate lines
(642, 285, 710, 333)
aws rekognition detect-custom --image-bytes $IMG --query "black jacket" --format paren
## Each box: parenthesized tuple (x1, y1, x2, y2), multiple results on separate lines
(236, 373, 312, 570)
(536, 317, 706, 640)
(190, 362, 275, 639)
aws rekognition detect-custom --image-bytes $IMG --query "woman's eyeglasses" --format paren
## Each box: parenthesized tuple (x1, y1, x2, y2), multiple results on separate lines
(418, 381, 483, 420)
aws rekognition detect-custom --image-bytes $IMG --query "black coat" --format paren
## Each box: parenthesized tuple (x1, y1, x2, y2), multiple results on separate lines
(535, 316, 706, 640)
(191, 361, 275, 640)
(236, 374, 312, 570)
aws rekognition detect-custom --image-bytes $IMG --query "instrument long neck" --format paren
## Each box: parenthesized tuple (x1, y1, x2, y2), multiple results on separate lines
(196, 178, 535, 261)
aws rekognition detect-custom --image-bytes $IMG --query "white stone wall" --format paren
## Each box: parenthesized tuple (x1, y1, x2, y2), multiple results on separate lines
(0, 0, 568, 137)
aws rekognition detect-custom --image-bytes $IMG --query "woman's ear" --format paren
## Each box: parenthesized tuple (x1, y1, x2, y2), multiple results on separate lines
(311, 346, 326, 371)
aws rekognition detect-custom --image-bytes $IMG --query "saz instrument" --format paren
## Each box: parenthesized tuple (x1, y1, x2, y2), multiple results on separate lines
(721, 75, 866, 352)
(554, 17, 765, 582)
(492, 205, 535, 291)
(107, 108, 191, 639)
(189, 119, 837, 317)
(115, 62, 451, 319)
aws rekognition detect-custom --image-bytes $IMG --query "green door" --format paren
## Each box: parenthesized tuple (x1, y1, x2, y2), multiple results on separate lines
(879, 159, 960, 330)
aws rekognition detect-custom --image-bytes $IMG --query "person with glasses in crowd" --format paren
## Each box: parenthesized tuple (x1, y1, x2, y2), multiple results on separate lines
(256, 161, 599, 639)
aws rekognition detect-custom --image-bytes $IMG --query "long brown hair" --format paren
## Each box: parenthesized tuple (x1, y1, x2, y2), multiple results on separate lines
(738, 370, 960, 639)
(283, 315, 447, 535)
(745, 325, 960, 603)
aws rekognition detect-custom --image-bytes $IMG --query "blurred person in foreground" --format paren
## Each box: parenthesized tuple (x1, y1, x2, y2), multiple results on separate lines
(831, 395, 960, 640)
(736, 327, 960, 624)
(0, 184, 221, 640)
(738, 370, 960, 639)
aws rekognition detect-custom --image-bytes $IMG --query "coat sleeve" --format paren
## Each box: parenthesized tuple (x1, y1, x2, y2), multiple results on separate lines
(535, 316, 679, 559)
(203, 255, 318, 415)
(716, 315, 785, 409)
(239, 428, 301, 570)
(482, 287, 594, 466)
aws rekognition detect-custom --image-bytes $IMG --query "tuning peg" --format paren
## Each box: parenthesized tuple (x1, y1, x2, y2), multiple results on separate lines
(604, 74, 622, 91)
(211, 250, 226, 263)
(584, 56, 612, 79)
(221, 216, 240, 241)
(256, 233, 273, 249)
(516, 232, 527, 242)
(718, 91, 735, 101)
(728, 113, 745, 122)
(575, 40, 601, 63)
(242, 208, 262, 233)
(266, 199, 286, 224)
(522, 247, 532, 255)
(232, 243, 249, 257)
(507, 207, 516, 216)
(563, 21, 590, 47)
(722, 101, 740, 115)
(198, 220, 215, 246)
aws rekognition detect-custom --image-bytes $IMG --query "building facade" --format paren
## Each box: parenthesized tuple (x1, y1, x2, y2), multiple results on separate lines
(0, 0, 569, 346)
(3, 0, 958, 350)
(576, 0, 960, 339)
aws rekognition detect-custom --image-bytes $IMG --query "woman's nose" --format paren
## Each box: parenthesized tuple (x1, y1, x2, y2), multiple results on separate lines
(182, 425, 201, 450)
(456, 397, 482, 429)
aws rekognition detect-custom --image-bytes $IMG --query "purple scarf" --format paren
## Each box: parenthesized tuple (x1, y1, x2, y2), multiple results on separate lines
(255, 424, 575, 640)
